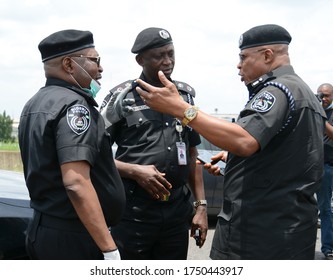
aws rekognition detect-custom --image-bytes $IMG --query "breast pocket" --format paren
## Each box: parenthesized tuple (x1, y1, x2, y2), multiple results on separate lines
(125, 109, 163, 144)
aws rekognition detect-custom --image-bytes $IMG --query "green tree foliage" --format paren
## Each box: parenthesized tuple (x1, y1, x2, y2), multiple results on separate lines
(0, 111, 14, 142)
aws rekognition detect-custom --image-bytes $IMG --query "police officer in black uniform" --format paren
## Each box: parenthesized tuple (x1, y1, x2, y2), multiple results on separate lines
(18, 29, 125, 260)
(100, 27, 208, 260)
(136, 24, 326, 259)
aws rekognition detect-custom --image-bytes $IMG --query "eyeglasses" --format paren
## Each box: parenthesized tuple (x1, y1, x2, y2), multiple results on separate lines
(239, 48, 268, 63)
(70, 55, 101, 67)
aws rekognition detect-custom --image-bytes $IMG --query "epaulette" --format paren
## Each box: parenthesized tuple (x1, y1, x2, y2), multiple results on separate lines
(99, 80, 134, 112)
(109, 80, 134, 94)
(173, 80, 196, 97)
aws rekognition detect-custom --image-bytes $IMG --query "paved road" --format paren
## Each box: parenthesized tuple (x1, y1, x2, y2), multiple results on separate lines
(187, 227, 325, 260)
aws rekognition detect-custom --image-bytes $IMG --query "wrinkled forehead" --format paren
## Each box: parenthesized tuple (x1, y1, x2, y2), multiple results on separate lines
(142, 43, 174, 55)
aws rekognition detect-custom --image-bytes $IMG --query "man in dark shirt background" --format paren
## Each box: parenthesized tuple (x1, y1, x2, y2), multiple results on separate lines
(316, 83, 333, 260)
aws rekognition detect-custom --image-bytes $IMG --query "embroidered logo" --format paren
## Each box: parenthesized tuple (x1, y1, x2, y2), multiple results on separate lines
(67, 105, 91, 135)
(250, 91, 276, 112)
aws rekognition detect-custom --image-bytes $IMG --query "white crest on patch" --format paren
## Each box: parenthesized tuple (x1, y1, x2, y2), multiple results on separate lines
(250, 91, 276, 112)
(66, 105, 91, 135)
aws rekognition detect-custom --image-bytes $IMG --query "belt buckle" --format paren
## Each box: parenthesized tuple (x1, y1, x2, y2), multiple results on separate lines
(160, 194, 170, 201)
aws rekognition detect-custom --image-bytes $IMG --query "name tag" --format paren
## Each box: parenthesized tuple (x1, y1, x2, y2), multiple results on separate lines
(176, 142, 187, 165)
(131, 105, 150, 111)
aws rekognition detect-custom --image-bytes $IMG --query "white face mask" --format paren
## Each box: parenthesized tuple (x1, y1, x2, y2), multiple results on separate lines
(70, 59, 101, 98)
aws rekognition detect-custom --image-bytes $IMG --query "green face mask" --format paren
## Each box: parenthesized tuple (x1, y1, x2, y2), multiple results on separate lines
(83, 79, 101, 98)
(70, 58, 101, 99)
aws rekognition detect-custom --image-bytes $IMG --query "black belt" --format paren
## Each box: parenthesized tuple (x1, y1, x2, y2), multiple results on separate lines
(35, 211, 88, 233)
(326, 163, 333, 167)
(126, 184, 191, 203)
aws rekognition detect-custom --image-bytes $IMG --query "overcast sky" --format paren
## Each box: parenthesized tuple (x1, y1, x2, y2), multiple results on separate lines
(1, 0, 333, 120)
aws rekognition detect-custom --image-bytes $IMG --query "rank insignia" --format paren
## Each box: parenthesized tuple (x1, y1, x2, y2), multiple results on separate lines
(250, 91, 276, 112)
(67, 105, 91, 135)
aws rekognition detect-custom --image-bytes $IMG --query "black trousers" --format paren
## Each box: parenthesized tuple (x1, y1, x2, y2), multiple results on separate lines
(111, 186, 193, 260)
(26, 211, 103, 260)
(210, 217, 317, 260)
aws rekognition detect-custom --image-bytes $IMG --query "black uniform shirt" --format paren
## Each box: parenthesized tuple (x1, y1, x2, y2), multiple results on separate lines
(107, 74, 201, 188)
(19, 78, 125, 225)
(219, 65, 326, 258)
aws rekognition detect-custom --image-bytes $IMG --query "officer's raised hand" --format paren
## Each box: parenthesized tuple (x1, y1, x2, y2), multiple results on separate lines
(136, 70, 183, 115)
(100, 84, 135, 128)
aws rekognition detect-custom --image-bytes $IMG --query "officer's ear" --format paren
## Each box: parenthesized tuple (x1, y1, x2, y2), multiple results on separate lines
(263, 48, 275, 63)
(135, 54, 144, 67)
(62, 57, 75, 74)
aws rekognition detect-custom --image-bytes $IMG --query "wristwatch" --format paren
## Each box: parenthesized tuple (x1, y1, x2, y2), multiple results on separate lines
(181, 106, 199, 126)
(193, 199, 207, 208)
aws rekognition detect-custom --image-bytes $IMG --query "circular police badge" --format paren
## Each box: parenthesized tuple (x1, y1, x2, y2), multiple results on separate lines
(250, 91, 276, 112)
(239, 34, 243, 47)
(67, 105, 91, 135)
(159, 30, 170, 40)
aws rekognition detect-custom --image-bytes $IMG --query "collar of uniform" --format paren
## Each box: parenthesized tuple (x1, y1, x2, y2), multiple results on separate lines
(45, 77, 98, 107)
(246, 65, 295, 96)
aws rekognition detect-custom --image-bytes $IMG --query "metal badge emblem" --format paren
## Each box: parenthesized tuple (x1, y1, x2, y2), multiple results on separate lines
(159, 30, 170, 40)
(239, 34, 243, 47)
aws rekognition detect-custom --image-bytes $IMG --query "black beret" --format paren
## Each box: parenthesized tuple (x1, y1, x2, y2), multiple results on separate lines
(239, 24, 292, 50)
(131, 27, 173, 54)
(38, 29, 95, 62)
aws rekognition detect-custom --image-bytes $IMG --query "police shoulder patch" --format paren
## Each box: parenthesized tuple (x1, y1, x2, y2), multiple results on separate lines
(109, 80, 133, 94)
(250, 91, 276, 112)
(67, 105, 91, 135)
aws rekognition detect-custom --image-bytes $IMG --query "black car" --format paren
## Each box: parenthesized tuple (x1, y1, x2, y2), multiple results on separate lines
(0, 169, 32, 259)
(0, 136, 224, 259)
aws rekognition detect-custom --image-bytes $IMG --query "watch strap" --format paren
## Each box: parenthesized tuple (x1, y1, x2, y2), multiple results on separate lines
(193, 199, 207, 208)
(181, 106, 198, 126)
(181, 117, 191, 127)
